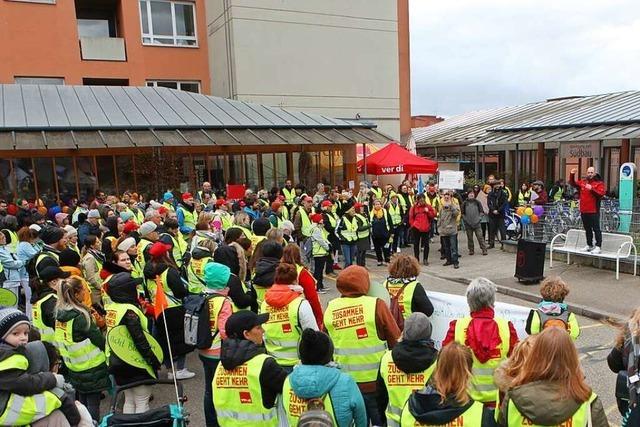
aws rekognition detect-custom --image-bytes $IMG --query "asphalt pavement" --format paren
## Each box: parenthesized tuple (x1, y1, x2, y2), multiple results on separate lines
(99, 239, 630, 426)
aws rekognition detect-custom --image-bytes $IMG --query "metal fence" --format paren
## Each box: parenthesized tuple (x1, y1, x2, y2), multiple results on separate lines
(505, 199, 640, 245)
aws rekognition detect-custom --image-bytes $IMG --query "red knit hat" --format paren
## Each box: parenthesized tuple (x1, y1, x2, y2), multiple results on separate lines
(271, 201, 281, 211)
(158, 206, 168, 215)
(123, 220, 139, 234)
(321, 200, 333, 208)
(354, 202, 363, 209)
(215, 198, 227, 207)
(310, 213, 324, 224)
(148, 242, 171, 259)
(182, 192, 193, 201)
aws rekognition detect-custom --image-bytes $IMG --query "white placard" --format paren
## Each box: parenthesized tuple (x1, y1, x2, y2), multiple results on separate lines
(427, 290, 530, 348)
(438, 170, 465, 190)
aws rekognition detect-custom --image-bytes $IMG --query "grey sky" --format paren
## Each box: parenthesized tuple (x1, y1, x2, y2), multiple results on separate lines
(410, 0, 640, 117)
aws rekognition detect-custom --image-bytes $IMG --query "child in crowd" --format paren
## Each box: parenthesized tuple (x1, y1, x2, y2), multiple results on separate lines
(525, 277, 580, 340)
(0, 306, 82, 426)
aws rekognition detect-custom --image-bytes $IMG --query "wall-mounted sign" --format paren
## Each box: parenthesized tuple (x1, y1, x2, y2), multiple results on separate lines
(559, 141, 600, 159)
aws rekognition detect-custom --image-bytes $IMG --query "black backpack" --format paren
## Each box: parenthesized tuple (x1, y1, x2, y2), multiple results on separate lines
(184, 293, 219, 349)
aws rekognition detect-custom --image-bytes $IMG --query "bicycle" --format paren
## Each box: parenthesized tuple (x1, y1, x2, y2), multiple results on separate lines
(600, 198, 620, 232)
(503, 208, 522, 241)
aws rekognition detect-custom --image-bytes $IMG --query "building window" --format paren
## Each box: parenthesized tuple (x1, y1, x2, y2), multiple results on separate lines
(14, 77, 64, 85)
(139, 0, 196, 47)
(146, 80, 200, 93)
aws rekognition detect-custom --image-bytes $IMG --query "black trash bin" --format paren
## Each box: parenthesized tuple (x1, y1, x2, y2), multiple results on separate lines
(515, 239, 546, 284)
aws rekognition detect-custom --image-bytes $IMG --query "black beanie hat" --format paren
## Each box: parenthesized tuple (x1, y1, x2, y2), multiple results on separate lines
(262, 240, 283, 259)
(252, 218, 271, 237)
(58, 248, 80, 267)
(298, 329, 334, 366)
(39, 226, 64, 245)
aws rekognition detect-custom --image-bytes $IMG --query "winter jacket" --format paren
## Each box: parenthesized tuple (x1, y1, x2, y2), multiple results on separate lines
(77, 221, 101, 250)
(488, 188, 508, 217)
(290, 364, 367, 427)
(0, 246, 25, 282)
(0, 343, 81, 426)
(219, 338, 288, 409)
(570, 172, 606, 214)
(55, 307, 110, 393)
(200, 288, 232, 359)
(405, 385, 491, 426)
(377, 339, 438, 411)
(310, 224, 331, 252)
(384, 276, 434, 317)
(498, 381, 608, 427)
(462, 198, 484, 229)
(532, 189, 548, 206)
(438, 203, 460, 236)
(214, 243, 244, 283)
(370, 208, 392, 240)
(443, 307, 519, 363)
(264, 284, 318, 332)
(335, 266, 401, 393)
(252, 256, 279, 289)
(408, 203, 435, 233)
(106, 273, 162, 386)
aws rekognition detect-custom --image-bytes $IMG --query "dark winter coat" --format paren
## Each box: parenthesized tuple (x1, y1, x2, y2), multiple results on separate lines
(405, 385, 492, 426)
(252, 256, 279, 288)
(488, 188, 508, 217)
(462, 198, 484, 229)
(55, 307, 110, 393)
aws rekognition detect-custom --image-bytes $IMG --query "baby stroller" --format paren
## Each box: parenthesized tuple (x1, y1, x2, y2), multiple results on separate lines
(99, 379, 189, 427)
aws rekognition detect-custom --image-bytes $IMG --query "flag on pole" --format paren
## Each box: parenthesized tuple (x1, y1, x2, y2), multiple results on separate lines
(154, 276, 169, 319)
(418, 175, 425, 195)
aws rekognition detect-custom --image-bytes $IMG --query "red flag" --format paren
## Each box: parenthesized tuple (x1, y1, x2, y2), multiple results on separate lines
(154, 276, 169, 319)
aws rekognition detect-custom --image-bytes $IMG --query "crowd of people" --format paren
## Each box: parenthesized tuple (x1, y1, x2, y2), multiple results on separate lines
(0, 176, 621, 426)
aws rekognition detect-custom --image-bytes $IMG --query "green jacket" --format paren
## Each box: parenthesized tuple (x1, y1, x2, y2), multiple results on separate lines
(55, 308, 111, 393)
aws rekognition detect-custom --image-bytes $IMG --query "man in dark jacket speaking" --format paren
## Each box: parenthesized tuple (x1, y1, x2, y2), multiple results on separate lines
(487, 180, 508, 249)
(570, 167, 606, 254)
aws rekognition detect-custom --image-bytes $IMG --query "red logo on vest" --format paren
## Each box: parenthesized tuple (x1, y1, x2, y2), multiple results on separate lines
(356, 327, 368, 339)
(239, 391, 252, 404)
(282, 323, 292, 333)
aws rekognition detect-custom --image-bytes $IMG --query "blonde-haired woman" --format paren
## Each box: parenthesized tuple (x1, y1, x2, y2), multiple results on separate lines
(400, 342, 486, 426)
(499, 327, 608, 426)
(55, 277, 110, 422)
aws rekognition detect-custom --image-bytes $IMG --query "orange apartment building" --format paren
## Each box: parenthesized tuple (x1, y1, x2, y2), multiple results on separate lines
(0, 0, 210, 92)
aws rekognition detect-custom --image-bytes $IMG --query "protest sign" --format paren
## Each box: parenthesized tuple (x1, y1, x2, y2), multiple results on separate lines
(107, 325, 164, 377)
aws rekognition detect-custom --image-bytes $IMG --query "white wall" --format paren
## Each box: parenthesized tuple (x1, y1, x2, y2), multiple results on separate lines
(207, 0, 400, 140)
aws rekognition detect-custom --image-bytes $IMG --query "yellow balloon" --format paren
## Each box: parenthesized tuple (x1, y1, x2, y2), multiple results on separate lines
(524, 207, 533, 216)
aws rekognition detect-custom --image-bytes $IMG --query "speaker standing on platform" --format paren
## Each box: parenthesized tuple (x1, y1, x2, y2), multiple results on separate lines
(570, 167, 606, 255)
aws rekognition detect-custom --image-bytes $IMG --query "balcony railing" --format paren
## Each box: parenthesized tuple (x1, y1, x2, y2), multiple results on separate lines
(79, 37, 126, 61)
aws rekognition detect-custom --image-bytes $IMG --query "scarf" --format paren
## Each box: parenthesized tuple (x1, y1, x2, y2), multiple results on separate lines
(373, 207, 384, 219)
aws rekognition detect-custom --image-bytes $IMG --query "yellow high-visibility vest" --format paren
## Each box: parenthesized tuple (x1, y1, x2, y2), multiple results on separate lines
(32, 293, 57, 345)
(506, 393, 596, 427)
(282, 376, 337, 426)
(260, 296, 304, 367)
(55, 316, 106, 372)
(400, 397, 484, 427)
(384, 280, 419, 320)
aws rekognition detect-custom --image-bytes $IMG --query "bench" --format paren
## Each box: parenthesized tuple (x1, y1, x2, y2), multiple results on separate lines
(550, 229, 637, 280)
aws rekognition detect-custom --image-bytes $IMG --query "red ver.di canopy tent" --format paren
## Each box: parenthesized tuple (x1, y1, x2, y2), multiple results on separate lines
(357, 142, 438, 175)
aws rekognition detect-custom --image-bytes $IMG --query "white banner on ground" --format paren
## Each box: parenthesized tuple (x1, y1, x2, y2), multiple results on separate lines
(438, 170, 464, 190)
(426, 290, 530, 348)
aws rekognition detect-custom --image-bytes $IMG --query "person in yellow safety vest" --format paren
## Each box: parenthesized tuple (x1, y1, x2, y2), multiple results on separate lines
(213, 198, 233, 232)
(128, 198, 146, 225)
(80, 235, 106, 306)
(309, 214, 332, 294)
(268, 201, 287, 229)
(212, 237, 258, 312)
(213, 310, 288, 427)
(104, 272, 163, 414)
(397, 184, 414, 248)
(34, 225, 68, 279)
(369, 179, 383, 202)
(443, 278, 519, 406)
(370, 199, 392, 266)
(177, 192, 198, 240)
(400, 342, 487, 427)
(143, 242, 194, 380)
(0, 307, 78, 426)
(549, 179, 566, 202)
(261, 263, 318, 370)
(335, 204, 359, 268)
(320, 200, 340, 272)
(383, 254, 435, 319)
(116, 237, 144, 280)
(227, 212, 254, 248)
(1, 218, 19, 253)
(280, 179, 296, 208)
(159, 218, 189, 270)
(187, 239, 216, 294)
(517, 182, 531, 207)
(199, 261, 235, 427)
(525, 277, 580, 340)
(161, 191, 176, 213)
(62, 225, 80, 256)
(196, 181, 214, 203)
(354, 203, 371, 267)
(324, 265, 401, 426)
(284, 328, 367, 427)
(379, 313, 438, 427)
(387, 193, 404, 254)
(137, 221, 160, 272)
(277, 195, 290, 220)
(294, 195, 315, 242)
(497, 328, 608, 426)
(55, 277, 110, 422)
(32, 266, 71, 345)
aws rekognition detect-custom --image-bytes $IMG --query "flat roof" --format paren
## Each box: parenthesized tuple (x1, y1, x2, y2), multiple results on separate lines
(0, 84, 390, 149)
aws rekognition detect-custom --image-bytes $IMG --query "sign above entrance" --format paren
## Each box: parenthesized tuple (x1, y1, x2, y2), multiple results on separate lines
(559, 141, 600, 159)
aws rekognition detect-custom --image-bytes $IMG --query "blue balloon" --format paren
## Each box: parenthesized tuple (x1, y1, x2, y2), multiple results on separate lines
(520, 215, 531, 225)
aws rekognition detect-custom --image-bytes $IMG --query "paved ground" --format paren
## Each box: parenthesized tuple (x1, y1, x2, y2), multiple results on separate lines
(99, 239, 631, 426)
